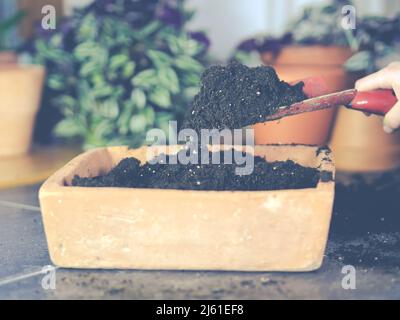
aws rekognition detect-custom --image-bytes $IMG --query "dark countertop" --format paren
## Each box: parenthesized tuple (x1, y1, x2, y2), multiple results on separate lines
(0, 173, 399, 299)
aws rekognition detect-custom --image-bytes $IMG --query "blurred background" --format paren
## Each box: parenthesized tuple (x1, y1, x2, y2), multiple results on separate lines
(1, 0, 400, 188)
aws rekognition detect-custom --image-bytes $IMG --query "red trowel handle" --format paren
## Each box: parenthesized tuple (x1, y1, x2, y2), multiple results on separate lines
(349, 89, 397, 115)
(290, 77, 397, 117)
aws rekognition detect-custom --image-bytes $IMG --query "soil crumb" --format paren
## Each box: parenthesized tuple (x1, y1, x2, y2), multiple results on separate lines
(72, 150, 323, 191)
(182, 60, 306, 131)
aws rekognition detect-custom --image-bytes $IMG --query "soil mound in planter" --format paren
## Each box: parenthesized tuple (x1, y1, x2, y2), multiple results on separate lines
(72, 149, 323, 191)
(182, 60, 307, 131)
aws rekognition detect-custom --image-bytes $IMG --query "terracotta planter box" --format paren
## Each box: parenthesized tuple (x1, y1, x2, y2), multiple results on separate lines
(39, 145, 335, 271)
(0, 65, 45, 156)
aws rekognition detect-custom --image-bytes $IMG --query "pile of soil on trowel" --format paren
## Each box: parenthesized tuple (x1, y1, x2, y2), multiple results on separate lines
(181, 60, 307, 132)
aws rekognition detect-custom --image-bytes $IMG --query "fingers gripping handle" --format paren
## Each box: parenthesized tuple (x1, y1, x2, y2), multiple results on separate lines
(350, 89, 398, 115)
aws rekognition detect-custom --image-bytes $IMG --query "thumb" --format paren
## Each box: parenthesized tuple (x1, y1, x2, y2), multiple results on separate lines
(355, 68, 393, 92)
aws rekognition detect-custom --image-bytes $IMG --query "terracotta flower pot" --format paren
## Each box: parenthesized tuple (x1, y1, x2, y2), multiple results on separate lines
(255, 45, 355, 145)
(0, 65, 45, 157)
(330, 107, 400, 172)
(39, 144, 335, 271)
(0, 51, 18, 64)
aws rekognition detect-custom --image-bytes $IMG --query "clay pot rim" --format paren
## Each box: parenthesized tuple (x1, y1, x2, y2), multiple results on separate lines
(0, 64, 45, 75)
(0, 51, 18, 63)
(277, 44, 351, 49)
(263, 44, 354, 67)
(40, 144, 335, 195)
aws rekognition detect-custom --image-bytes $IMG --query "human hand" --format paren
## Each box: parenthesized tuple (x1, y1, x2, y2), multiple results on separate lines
(355, 62, 400, 133)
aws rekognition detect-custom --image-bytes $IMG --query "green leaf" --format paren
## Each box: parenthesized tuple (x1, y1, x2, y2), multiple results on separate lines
(159, 67, 180, 94)
(74, 42, 99, 60)
(131, 88, 146, 109)
(122, 61, 136, 78)
(77, 80, 95, 112)
(34, 40, 48, 56)
(77, 13, 98, 41)
(135, 21, 161, 40)
(53, 118, 84, 138)
(118, 106, 133, 135)
(33, 40, 67, 63)
(98, 100, 119, 119)
(184, 87, 199, 100)
(143, 107, 155, 126)
(344, 51, 374, 72)
(80, 60, 99, 77)
(109, 54, 129, 71)
(149, 87, 171, 109)
(74, 43, 108, 66)
(49, 34, 63, 48)
(91, 73, 106, 87)
(91, 85, 114, 99)
(47, 74, 64, 90)
(174, 56, 204, 73)
(93, 119, 114, 139)
(131, 69, 158, 88)
(96, 48, 109, 67)
(165, 34, 203, 56)
(148, 50, 172, 68)
(182, 73, 201, 86)
(178, 36, 203, 56)
(55, 95, 77, 117)
(57, 95, 77, 109)
(130, 114, 147, 133)
(111, 85, 125, 99)
(166, 35, 180, 54)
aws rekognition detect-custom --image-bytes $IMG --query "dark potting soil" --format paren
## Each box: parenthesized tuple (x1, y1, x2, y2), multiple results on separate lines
(71, 149, 323, 191)
(181, 60, 307, 131)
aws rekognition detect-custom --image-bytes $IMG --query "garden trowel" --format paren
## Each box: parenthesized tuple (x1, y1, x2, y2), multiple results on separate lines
(264, 77, 398, 122)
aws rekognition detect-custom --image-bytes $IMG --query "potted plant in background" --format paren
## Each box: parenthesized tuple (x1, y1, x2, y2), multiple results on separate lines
(0, 7, 45, 157)
(330, 14, 400, 171)
(27, 0, 210, 150)
(233, 0, 356, 146)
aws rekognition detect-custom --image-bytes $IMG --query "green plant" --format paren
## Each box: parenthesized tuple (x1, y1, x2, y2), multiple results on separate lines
(344, 15, 400, 74)
(29, 0, 209, 149)
(232, 0, 353, 65)
(288, 0, 351, 46)
(0, 10, 25, 51)
(233, 1, 400, 76)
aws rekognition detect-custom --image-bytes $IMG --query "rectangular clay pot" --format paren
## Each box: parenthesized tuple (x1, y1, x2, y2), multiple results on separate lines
(39, 145, 335, 272)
